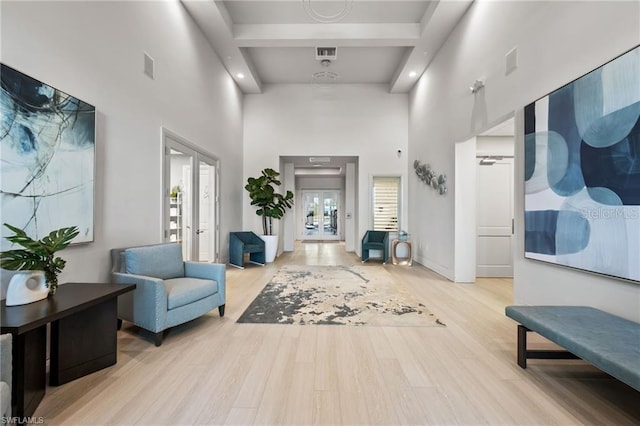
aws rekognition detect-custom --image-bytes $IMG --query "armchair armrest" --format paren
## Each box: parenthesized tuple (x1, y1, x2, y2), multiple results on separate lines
(0, 334, 11, 385)
(112, 272, 168, 332)
(184, 262, 226, 302)
(0, 333, 10, 419)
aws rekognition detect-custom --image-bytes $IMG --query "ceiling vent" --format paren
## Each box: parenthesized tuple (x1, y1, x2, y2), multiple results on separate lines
(316, 47, 337, 60)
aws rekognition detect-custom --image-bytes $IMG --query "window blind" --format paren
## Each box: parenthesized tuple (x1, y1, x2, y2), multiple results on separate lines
(373, 177, 400, 231)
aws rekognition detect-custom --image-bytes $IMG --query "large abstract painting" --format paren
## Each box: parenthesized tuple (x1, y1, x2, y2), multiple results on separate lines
(524, 46, 640, 282)
(1, 64, 95, 249)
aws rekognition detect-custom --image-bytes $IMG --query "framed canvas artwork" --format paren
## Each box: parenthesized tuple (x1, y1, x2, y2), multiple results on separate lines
(0, 64, 95, 249)
(524, 46, 639, 282)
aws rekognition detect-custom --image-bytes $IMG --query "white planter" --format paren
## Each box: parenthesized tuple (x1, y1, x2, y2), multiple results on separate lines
(260, 235, 279, 263)
(6, 271, 49, 306)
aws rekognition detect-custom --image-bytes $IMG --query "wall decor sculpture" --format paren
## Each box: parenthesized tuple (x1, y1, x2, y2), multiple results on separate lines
(0, 64, 95, 249)
(524, 46, 639, 282)
(414, 160, 447, 195)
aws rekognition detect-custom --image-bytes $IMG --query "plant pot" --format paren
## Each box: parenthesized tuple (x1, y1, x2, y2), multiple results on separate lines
(260, 235, 279, 263)
(5, 271, 48, 306)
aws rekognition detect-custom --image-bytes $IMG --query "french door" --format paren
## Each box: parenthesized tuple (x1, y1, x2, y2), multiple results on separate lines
(302, 190, 340, 240)
(162, 129, 219, 262)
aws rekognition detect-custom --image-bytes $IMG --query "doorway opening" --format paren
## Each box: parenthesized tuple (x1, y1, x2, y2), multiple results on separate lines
(454, 114, 515, 282)
(162, 128, 220, 263)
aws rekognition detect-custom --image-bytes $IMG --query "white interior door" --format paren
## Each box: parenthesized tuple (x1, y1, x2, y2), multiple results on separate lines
(197, 157, 218, 262)
(302, 190, 339, 240)
(476, 157, 514, 277)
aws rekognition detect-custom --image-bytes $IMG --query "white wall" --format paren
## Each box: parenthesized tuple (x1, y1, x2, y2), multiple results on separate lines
(409, 0, 640, 320)
(0, 0, 244, 292)
(244, 84, 408, 255)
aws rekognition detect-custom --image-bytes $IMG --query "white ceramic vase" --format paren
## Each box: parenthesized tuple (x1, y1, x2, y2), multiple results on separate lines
(5, 271, 49, 306)
(260, 235, 279, 263)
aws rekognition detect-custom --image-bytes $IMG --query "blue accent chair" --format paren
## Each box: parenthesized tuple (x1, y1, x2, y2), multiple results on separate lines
(110, 243, 226, 346)
(229, 232, 266, 269)
(361, 230, 389, 264)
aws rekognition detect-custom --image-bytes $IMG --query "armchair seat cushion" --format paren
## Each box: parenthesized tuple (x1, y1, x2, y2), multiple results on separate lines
(244, 244, 264, 252)
(364, 242, 385, 249)
(125, 243, 184, 280)
(164, 277, 219, 310)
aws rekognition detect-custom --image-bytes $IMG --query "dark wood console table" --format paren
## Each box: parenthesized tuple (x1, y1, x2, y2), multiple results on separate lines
(1, 282, 135, 418)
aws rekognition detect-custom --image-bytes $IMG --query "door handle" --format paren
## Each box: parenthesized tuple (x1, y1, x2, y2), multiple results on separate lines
(196, 229, 205, 235)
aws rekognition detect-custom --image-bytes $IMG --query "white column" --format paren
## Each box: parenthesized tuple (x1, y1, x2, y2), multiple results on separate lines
(345, 162, 356, 252)
(283, 162, 295, 252)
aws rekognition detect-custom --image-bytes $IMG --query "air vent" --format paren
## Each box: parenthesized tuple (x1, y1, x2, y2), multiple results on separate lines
(309, 157, 331, 163)
(144, 52, 155, 80)
(316, 47, 337, 60)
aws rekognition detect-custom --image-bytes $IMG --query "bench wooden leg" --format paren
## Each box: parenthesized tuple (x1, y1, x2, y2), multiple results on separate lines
(517, 325, 528, 368)
(516, 324, 579, 369)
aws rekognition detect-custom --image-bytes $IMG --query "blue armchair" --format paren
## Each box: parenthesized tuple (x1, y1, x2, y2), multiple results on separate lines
(229, 232, 265, 269)
(361, 230, 389, 264)
(111, 243, 226, 346)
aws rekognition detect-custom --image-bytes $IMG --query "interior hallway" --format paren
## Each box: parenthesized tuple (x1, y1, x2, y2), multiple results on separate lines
(36, 242, 640, 425)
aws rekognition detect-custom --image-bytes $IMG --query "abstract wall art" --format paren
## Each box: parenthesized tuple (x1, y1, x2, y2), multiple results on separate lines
(524, 46, 640, 282)
(1, 64, 95, 250)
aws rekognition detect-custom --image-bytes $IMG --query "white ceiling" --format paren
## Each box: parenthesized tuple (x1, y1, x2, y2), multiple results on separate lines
(181, 0, 474, 93)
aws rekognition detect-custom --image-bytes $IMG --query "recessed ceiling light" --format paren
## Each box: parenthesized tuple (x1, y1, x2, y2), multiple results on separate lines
(237, 73, 245, 79)
(409, 71, 417, 78)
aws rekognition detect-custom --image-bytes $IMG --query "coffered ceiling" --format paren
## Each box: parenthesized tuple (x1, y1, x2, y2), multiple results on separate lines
(181, 0, 473, 94)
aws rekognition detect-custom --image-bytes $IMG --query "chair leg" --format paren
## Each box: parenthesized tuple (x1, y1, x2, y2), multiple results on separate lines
(219, 304, 226, 317)
(154, 331, 164, 347)
(117, 319, 123, 330)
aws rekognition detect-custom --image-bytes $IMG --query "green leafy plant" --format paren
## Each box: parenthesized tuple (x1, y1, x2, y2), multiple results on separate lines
(170, 185, 181, 199)
(245, 168, 294, 235)
(0, 223, 79, 295)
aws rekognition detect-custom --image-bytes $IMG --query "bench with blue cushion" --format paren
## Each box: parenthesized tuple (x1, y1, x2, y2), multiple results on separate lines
(505, 305, 640, 392)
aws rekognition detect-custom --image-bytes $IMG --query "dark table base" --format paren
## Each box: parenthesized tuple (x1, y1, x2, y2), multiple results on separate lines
(2, 283, 135, 419)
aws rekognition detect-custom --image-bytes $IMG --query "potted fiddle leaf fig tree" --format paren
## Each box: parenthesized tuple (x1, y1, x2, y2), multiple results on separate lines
(0, 223, 79, 297)
(245, 168, 294, 262)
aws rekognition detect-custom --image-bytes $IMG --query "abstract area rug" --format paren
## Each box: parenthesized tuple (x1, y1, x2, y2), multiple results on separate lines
(237, 265, 445, 327)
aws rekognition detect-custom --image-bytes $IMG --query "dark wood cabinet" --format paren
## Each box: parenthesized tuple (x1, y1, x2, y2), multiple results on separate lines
(1, 283, 135, 418)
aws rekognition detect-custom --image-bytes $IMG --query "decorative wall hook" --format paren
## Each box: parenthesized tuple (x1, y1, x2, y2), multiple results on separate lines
(413, 160, 447, 195)
(469, 79, 485, 94)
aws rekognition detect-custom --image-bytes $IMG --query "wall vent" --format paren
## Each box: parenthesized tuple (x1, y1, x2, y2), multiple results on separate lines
(144, 52, 155, 80)
(316, 47, 337, 60)
(505, 47, 518, 75)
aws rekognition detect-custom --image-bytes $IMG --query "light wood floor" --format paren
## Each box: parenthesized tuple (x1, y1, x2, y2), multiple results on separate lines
(37, 242, 639, 425)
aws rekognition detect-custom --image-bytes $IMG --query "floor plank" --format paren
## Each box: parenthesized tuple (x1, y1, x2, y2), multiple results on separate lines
(34, 242, 640, 425)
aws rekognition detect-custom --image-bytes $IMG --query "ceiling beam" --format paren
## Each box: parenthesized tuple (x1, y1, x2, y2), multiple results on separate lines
(233, 23, 421, 47)
(389, 0, 474, 93)
(181, 0, 263, 94)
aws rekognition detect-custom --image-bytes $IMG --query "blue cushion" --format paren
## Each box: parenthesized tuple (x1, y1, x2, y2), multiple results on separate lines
(125, 243, 184, 280)
(164, 277, 218, 310)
